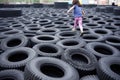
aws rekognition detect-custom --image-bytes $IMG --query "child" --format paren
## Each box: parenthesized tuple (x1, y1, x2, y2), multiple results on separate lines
(67, 0, 85, 35)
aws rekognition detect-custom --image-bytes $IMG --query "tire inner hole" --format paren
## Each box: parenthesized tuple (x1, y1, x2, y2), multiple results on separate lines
(61, 33, 75, 37)
(41, 64, 64, 78)
(111, 64, 120, 75)
(8, 51, 28, 62)
(63, 41, 78, 46)
(94, 46, 113, 55)
(37, 36, 54, 41)
(83, 36, 97, 40)
(1, 77, 15, 80)
(72, 54, 88, 64)
(39, 46, 57, 53)
(43, 30, 55, 32)
(107, 38, 120, 43)
(95, 30, 107, 34)
(7, 39, 21, 47)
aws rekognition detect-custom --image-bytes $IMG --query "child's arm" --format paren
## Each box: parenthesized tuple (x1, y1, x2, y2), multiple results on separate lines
(67, 5, 75, 13)
(82, 10, 85, 16)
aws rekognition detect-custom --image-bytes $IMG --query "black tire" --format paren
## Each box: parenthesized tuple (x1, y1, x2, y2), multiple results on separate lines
(26, 24, 40, 28)
(55, 24, 72, 31)
(114, 31, 120, 36)
(24, 32, 36, 39)
(53, 21, 65, 25)
(62, 48, 97, 77)
(0, 27, 13, 33)
(105, 19, 115, 25)
(0, 47, 37, 70)
(55, 31, 79, 39)
(112, 17, 120, 22)
(77, 27, 91, 32)
(42, 24, 58, 29)
(36, 28, 60, 35)
(24, 57, 79, 80)
(112, 22, 120, 30)
(85, 42, 120, 59)
(83, 23, 101, 29)
(0, 35, 7, 43)
(105, 6, 114, 13)
(114, 8, 120, 15)
(0, 69, 24, 80)
(1, 34, 29, 50)
(96, 21, 108, 26)
(0, 23, 10, 27)
(31, 35, 59, 45)
(10, 23, 25, 30)
(82, 20, 90, 24)
(80, 75, 99, 80)
(57, 38, 86, 49)
(81, 34, 104, 43)
(91, 17, 102, 22)
(97, 57, 120, 80)
(33, 43, 63, 58)
(37, 19, 52, 26)
(90, 28, 113, 36)
(0, 29, 23, 38)
(24, 27, 41, 34)
(102, 25, 119, 32)
(0, 49, 3, 54)
(104, 35, 120, 50)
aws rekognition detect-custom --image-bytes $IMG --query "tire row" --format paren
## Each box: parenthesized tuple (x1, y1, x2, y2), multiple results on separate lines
(0, 6, 120, 80)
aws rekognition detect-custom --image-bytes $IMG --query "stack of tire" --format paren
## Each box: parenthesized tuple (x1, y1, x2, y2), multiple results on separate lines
(0, 5, 120, 80)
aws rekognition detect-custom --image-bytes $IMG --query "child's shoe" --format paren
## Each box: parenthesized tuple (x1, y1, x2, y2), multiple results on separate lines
(80, 32, 84, 36)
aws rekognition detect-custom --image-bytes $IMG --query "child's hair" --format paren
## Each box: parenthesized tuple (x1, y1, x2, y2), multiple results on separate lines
(72, 0, 82, 7)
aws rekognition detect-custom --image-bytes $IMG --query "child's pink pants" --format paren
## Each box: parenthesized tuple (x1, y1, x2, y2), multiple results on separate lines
(74, 17, 82, 29)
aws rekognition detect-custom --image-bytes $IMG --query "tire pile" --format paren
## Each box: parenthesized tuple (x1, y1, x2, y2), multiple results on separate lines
(0, 6, 120, 80)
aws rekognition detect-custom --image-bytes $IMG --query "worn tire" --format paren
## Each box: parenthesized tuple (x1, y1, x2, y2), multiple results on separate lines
(24, 27, 41, 34)
(97, 57, 120, 80)
(0, 29, 23, 38)
(0, 69, 24, 80)
(81, 34, 104, 43)
(33, 43, 63, 58)
(85, 42, 120, 59)
(62, 48, 97, 77)
(104, 35, 120, 50)
(90, 28, 113, 36)
(24, 57, 79, 80)
(55, 31, 79, 39)
(36, 28, 60, 35)
(1, 34, 29, 50)
(0, 47, 37, 70)
(57, 38, 86, 49)
(31, 35, 59, 45)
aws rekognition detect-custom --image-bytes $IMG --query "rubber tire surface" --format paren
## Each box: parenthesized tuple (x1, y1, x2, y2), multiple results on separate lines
(0, 47, 37, 70)
(62, 48, 97, 76)
(24, 57, 79, 80)
(85, 42, 120, 59)
(57, 38, 86, 49)
(55, 31, 79, 39)
(80, 75, 99, 80)
(81, 34, 104, 43)
(97, 57, 120, 80)
(1, 34, 29, 50)
(0, 69, 24, 80)
(31, 35, 59, 45)
(33, 43, 63, 58)
(104, 35, 120, 50)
